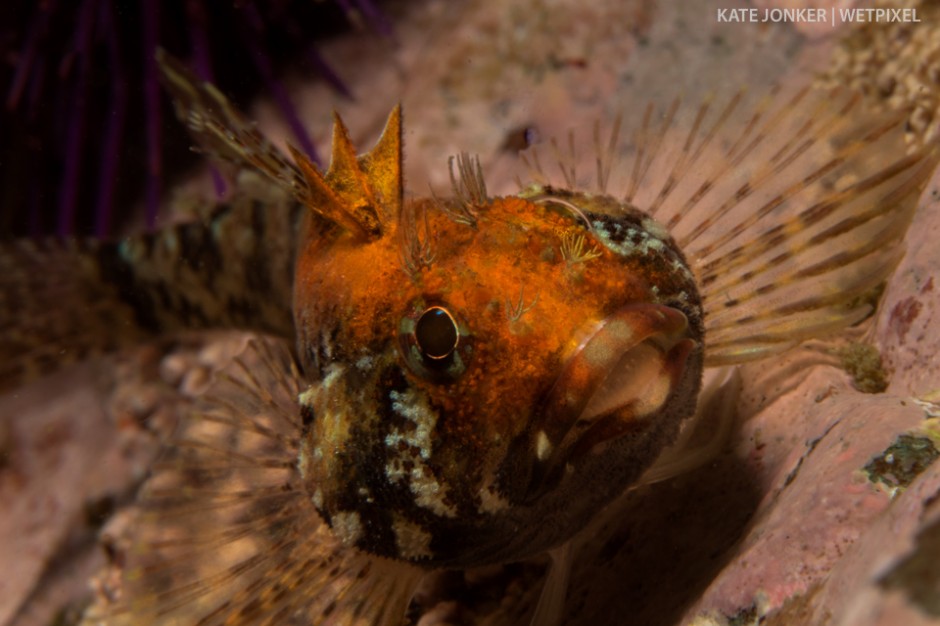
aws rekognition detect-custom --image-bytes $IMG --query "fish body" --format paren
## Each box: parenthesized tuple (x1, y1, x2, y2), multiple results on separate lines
(3, 51, 939, 625)
(0, 177, 301, 387)
(293, 150, 703, 566)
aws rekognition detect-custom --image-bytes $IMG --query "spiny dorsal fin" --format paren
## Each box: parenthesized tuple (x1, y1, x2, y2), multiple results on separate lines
(157, 49, 402, 242)
(291, 107, 403, 241)
(359, 104, 403, 221)
(156, 49, 304, 193)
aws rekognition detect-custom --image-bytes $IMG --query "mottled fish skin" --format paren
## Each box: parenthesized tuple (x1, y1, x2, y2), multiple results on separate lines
(104, 189, 302, 338)
(4, 51, 937, 626)
(294, 181, 703, 567)
(0, 177, 302, 391)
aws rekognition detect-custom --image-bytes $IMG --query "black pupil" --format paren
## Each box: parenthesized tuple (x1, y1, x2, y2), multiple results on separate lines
(415, 307, 458, 360)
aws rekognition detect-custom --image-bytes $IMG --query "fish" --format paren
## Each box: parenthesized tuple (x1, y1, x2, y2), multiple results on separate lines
(3, 49, 938, 625)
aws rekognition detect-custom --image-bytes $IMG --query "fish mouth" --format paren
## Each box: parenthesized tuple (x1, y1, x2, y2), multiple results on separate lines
(503, 303, 698, 504)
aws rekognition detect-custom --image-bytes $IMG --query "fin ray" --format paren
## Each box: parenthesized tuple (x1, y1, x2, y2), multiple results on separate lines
(518, 84, 940, 365)
(83, 338, 424, 626)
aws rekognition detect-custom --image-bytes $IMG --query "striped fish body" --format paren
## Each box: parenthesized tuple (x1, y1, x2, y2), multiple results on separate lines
(1, 179, 301, 389)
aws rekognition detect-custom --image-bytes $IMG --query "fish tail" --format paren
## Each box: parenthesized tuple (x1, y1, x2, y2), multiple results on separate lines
(82, 337, 423, 626)
(1, 193, 301, 391)
(0, 237, 147, 389)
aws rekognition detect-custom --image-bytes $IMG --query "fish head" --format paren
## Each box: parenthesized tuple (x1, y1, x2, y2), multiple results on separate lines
(292, 109, 704, 568)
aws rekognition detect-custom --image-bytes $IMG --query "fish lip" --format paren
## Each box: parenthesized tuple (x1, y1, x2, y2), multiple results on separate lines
(542, 302, 692, 430)
(501, 302, 696, 504)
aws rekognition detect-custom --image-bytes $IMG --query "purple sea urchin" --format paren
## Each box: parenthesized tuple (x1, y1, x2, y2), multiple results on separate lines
(1, 0, 389, 238)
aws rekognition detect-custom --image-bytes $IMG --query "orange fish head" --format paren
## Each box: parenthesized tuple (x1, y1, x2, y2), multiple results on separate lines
(292, 110, 703, 568)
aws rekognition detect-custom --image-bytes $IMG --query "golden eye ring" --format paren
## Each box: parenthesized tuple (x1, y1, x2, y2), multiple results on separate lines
(399, 301, 472, 382)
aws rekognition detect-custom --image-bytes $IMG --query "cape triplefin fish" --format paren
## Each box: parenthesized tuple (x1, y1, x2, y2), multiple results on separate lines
(2, 50, 938, 625)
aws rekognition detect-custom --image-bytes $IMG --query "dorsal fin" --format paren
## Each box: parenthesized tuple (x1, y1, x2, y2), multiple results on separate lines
(290, 106, 402, 240)
(359, 105, 404, 221)
(156, 49, 402, 242)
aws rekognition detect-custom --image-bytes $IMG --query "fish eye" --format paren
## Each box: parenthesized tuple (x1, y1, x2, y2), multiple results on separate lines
(415, 306, 459, 360)
(400, 301, 472, 382)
